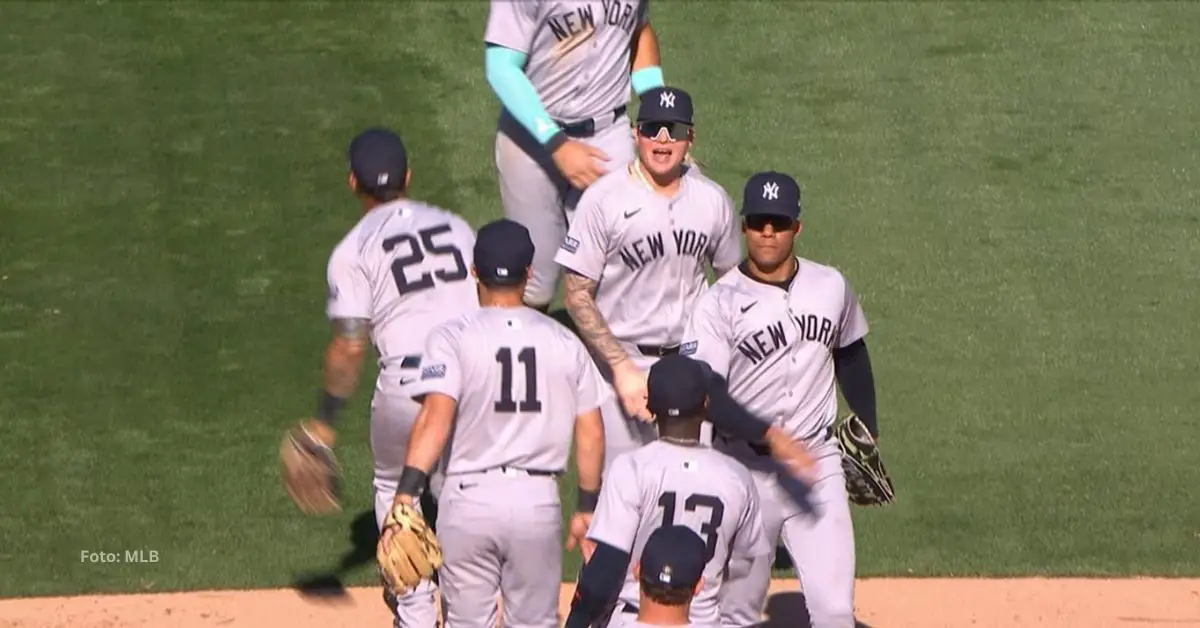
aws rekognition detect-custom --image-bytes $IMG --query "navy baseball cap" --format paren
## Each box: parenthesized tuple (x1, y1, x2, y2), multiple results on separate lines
(741, 171, 802, 220)
(637, 87, 694, 125)
(473, 219, 534, 287)
(348, 128, 408, 193)
(646, 354, 709, 420)
(639, 525, 707, 591)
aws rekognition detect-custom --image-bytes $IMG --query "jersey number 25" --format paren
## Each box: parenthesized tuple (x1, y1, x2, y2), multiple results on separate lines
(381, 224, 468, 296)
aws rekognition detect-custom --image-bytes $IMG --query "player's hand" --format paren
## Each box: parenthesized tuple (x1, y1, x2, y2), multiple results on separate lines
(566, 512, 593, 555)
(765, 428, 816, 482)
(611, 361, 650, 421)
(378, 493, 416, 548)
(552, 139, 610, 189)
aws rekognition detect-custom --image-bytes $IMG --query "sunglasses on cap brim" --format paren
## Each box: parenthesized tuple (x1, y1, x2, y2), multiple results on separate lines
(637, 121, 692, 142)
(743, 214, 797, 232)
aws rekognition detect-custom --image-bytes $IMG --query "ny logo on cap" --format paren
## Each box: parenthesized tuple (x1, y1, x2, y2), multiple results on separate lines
(762, 181, 779, 200)
(660, 91, 676, 108)
(658, 566, 674, 584)
(377, 173, 390, 186)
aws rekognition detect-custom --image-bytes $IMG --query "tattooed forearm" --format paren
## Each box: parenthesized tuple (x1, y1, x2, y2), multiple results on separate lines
(323, 318, 369, 398)
(562, 271, 631, 368)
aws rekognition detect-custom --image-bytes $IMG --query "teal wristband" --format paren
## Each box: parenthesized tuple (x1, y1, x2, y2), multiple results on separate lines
(631, 66, 665, 95)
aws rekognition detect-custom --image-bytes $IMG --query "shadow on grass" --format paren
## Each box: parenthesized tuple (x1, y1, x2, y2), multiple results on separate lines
(758, 591, 874, 628)
(291, 491, 441, 599)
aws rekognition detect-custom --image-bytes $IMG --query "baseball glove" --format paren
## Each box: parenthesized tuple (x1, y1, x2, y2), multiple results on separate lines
(377, 502, 443, 596)
(834, 413, 896, 507)
(279, 422, 341, 514)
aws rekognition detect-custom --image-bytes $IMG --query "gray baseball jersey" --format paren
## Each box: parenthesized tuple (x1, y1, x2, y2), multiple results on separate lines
(410, 306, 611, 474)
(681, 257, 868, 442)
(628, 623, 715, 628)
(325, 199, 478, 628)
(325, 198, 479, 393)
(586, 441, 770, 626)
(485, 0, 650, 123)
(553, 166, 742, 348)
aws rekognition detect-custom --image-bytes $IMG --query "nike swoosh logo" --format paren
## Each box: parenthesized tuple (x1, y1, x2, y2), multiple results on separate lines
(740, 302, 757, 314)
(624, 208, 642, 219)
(399, 377, 416, 385)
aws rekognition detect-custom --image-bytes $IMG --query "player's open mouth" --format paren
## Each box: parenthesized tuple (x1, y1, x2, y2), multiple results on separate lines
(650, 147, 673, 164)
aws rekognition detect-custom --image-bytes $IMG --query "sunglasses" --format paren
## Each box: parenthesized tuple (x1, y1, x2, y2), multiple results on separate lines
(637, 121, 692, 142)
(743, 215, 796, 232)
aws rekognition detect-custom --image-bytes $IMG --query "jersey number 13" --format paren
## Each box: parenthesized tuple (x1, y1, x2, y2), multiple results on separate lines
(658, 491, 725, 562)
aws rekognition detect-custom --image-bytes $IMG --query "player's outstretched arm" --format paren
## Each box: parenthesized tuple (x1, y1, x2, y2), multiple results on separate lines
(291, 318, 370, 445)
(405, 394, 456, 475)
(391, 392, 457, 509)
(564, 542, 632, 628)
(629, 22, 663, 96)
(564, 271, 650, 419)
(568, 406, 605, 553)
(833, 339, 878, 437)
(563, 271, 632, 370)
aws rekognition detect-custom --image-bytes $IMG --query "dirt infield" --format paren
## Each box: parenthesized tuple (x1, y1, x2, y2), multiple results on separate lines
(1, 579, 1197, 628)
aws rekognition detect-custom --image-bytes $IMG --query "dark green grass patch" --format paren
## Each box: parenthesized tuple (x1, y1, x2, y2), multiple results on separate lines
(1, 2, 1197, 596)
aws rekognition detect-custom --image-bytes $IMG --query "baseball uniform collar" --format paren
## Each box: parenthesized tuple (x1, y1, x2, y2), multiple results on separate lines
(628, 162, 692, 203)
(737, 256, 799, 292)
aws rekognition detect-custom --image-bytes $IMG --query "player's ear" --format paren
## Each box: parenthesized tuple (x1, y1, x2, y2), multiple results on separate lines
(693, 576, 704, 596)
(793, 219, 803, 235)
(632, 561, 641, 581)
(525, 266, 533, 281)
(403, 167, 412, 191)
(347, 171, 358, 192)
(470, 265, 479, 279)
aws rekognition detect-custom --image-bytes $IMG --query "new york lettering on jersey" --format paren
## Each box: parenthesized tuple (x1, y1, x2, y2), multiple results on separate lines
(413, 307, 609, 474)
(586, 441, 768, 625)
(484, 0, 648, 122)
(325, 200, 479, 377)
(555, 167, 739, 345)
(682, 258, 868, 439)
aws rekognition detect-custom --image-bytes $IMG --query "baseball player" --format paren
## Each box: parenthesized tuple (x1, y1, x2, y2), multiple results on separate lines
(554, 85, 741, 472)
(283, 128, 478, 627)
(484, 0, 666, 311)
(386, 218, 609, 628)
(628, 526, 716, 628)
(563, 354, 771, 628)
(681, 172, 881, 628)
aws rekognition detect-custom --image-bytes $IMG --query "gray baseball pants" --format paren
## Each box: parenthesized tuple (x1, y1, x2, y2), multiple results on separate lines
(435, 467, 563, 628)
(372, 385, 440, 628)
(716, 436, 856, 628)
(493, 108, 635, 308)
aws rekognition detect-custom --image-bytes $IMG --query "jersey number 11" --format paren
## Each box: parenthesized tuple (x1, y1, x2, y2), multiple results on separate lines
(494, 347, 543, 414)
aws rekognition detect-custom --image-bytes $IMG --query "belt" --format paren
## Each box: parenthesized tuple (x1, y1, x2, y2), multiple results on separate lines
(717, 432, 772, 457)
(483, 466, 559, 477)
(636, 343, 680, 357)
(555, 105, 627, 138)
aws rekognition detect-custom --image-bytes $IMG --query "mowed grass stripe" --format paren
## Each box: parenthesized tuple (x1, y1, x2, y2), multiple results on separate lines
(0, 2, 1197, 596)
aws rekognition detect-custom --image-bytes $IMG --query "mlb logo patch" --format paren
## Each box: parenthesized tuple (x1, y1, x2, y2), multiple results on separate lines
(680, 341, 698, 356)
(421, 364, 447, 380)
(561, 235, 580, 254)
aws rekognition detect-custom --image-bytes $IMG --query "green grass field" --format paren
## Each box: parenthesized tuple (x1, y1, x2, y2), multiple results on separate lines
(2, 1, 1198, 598)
